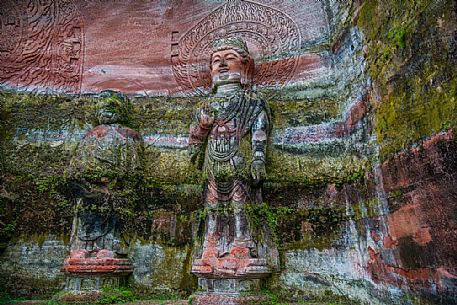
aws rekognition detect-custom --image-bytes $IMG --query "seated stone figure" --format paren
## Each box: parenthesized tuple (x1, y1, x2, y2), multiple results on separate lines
(189, 37, 276, 280)
(62, 91, 142, 281)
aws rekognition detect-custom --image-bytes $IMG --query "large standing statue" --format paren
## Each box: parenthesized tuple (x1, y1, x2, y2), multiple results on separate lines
(189, 37, 275, 285)
(61, 91, 142, 292)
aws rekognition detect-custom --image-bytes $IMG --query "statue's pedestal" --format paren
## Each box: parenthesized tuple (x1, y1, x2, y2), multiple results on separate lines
(192, 238, 271, 278)
(61, 249, 133, 295)
(191, 241, 271, 305)
(63, 273, 130, 293)
(192, 279, 268, 305)
(192, 256, 270, 279)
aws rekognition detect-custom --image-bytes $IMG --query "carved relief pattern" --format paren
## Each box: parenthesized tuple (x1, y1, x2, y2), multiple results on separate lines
(0, 0, 84, 93)
(172, 0, 301, 94)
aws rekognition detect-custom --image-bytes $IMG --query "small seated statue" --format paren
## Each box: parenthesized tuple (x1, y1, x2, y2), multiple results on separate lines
(62, 91, 142, 283)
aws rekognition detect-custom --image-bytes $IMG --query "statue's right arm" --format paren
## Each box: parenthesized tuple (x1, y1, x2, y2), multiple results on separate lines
(188, 106, 213, 166)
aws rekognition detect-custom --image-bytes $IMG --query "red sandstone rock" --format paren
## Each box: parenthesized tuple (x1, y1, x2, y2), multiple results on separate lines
(69, 249, 89, 259)
(192, 293, 267, 305)
(61, 256, 133, 274)
(96, 249, 115, 259)
(371, 133, 457, 296)
(0, 0, 329, 95)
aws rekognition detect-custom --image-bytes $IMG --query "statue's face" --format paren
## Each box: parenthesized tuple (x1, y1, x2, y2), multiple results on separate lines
(97, 104, 120, 125)
(211, 49, 243, 87)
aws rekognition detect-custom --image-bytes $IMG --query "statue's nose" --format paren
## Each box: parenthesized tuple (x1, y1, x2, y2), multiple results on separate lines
(219, 58, 226, 66)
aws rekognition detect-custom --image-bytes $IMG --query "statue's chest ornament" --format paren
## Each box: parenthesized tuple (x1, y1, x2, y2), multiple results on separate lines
(213, 118, 235, 140)
(208, 118, 239, 162)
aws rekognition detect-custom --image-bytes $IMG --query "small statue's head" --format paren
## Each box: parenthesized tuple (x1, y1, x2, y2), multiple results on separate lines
(96, 90, 132, 126)
(210, 37, 254, 90)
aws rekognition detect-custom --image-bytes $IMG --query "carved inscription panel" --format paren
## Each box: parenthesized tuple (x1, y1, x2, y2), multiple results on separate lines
(0, 0, 84, 93)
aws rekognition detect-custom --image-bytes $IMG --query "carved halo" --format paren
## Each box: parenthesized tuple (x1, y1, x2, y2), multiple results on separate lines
(172, 0, 301, 95)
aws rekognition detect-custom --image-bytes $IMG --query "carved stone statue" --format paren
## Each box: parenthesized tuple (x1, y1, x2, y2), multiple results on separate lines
(189, 37, 276, 289)
(62, 91, 142, 292)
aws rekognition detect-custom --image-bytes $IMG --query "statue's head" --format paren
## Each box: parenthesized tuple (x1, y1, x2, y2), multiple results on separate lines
(210, 37, 254, 90)
(96, 90, 132, 126)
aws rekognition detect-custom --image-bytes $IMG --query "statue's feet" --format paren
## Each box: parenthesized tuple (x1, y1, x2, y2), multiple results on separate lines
(229, 245, 250, 259)
(96, 249, 114, 259)
(69, 249, 89, 259)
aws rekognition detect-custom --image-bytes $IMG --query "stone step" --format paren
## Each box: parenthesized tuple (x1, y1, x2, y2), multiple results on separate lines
(9, 300, 346, 305)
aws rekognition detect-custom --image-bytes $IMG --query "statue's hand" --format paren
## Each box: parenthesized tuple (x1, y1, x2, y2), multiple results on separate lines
(251, 160, 266, 186)
(189, 144, 200, 164)
(200, 109, 214, 129)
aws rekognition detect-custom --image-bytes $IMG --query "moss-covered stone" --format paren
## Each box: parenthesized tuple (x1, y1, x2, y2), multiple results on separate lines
(246, 203, 347, 251)
(269, 99, 341, 128)
(358, 0, 457, 159)
(267, 149, 366, 186)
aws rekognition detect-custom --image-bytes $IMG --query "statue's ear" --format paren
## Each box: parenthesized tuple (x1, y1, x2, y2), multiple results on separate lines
(241, 57, 255, 88)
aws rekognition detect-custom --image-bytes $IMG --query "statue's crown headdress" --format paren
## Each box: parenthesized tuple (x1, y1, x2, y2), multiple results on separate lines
(212, 36, 249, 54)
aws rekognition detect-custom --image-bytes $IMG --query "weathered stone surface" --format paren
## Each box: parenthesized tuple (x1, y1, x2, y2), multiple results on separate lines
(367, 133, 457, 300)
(0, 237, 68, 296)
(0, 0, 332, 97)
(1, 0, 456, 304)
(356, 0, 457, 302)
(0, 1, 83, 93)
(130, 242, 194, 294)
(359, 0, 457, 159)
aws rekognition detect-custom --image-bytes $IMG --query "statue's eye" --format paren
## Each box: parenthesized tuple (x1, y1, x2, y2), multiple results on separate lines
(212, 58, 220, 65)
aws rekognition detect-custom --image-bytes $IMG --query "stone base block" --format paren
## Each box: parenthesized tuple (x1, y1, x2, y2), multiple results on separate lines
(56, 273, 131, 303)
(192, 293, 267, 305)
(64, 273, 130, 293)
(192, 279, 267, 305)
(198, 278, 262, 294)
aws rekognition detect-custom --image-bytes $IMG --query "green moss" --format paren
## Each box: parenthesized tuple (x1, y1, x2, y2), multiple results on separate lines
(265, 278, 358, 305)
(0, 173, 73, 238)
(358, 0, 457, 159)
(146, 244, 196, 294)
(1, 90, 365, 186)
(96, 287, 136, 304)
(267, 150, 366, 186)
(144, 147, 202, 184)
(387, 26, 407, 49)
(357, 0, 381, 41)
(0, 273, 63, 299)
(374, 68, 457, 158)
(97, 91, 135, 128)
(133, 97, 195, 135)
(178, 245, 197, 294)
(0, 91, 95, 131)
(246, 203, 347, 251)
(0, 217, 16, 250)
(0, 94, 12, 172)
(269, 99, 340, 128)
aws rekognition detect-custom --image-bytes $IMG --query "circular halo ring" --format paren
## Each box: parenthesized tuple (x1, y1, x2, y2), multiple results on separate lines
(172, 0, 301, 94)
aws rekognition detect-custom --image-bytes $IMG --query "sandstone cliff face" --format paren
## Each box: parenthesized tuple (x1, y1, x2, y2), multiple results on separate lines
(357, 0, 457, 303)
(0, 0, 456, 304)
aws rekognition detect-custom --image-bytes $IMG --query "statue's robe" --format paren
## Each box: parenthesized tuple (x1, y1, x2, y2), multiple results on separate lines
(189, 90, 270, 204)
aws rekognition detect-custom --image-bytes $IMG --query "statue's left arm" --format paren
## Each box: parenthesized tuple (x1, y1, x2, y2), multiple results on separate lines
(251, 107, 269, 186)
